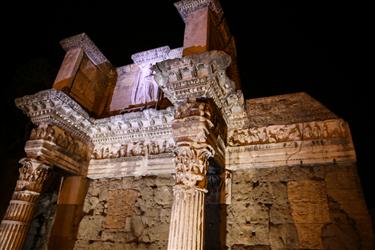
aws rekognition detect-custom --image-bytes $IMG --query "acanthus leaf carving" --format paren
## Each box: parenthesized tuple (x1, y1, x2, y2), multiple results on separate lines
(17, 158, 52, 193)
(175, 144, 214, 189)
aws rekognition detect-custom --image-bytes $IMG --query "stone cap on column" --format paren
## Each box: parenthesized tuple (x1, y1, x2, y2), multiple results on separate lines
(60, 33, 109, 66)
(174, 0, 223, 23)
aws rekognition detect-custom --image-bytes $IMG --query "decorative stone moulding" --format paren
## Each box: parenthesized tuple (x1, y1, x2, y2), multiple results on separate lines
(226, 118, 357, 170)
(228, 119, 350, 146)
(15, 89, 178, 177)
(153, 50, 249, 130)
(131, 46, 183, 65)
(15, 89, 93, 144)
(25, 124, 91, 175)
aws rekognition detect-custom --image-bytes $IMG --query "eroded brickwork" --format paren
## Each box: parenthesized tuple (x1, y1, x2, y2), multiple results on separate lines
(227, 164, 374, 250)
(74, 175, 173, 249)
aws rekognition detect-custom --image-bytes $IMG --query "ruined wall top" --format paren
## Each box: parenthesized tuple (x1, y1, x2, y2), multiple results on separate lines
(246, 92, 337, 128)
(174, 0, 223, 22)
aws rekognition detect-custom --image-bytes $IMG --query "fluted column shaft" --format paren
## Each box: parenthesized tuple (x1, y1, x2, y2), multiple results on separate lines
(168, 99, 216, 250)
(0, 158, 52, 250)
(168, 186, 206, 250)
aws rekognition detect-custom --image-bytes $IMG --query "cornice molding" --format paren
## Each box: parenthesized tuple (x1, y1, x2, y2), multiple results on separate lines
(153, 50, 248, 129)
(15, 89, 175, 148)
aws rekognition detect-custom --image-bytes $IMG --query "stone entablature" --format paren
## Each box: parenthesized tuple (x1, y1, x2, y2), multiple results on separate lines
(15, 89, 177, 177)
(228, 119, 349, 146)
(226, 118, 356, 170)
(15, 89, 93, 144)
(25, 124, 91, 175)
(15, 88, 357, 177)
(153, 50, 249, 129)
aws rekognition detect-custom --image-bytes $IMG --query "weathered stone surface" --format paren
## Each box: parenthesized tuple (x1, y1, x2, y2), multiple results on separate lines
(246, 92, 337, 127)
(75, 175, 173, 249)
(288, 180, 330, 224)
(227, 164, 374, 249)
(104, 189, 139, 229)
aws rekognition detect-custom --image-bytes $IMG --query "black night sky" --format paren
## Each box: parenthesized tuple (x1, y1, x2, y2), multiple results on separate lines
(1, 1, 373, 212)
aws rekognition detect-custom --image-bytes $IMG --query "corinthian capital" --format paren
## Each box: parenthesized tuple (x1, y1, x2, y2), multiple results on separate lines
(175, 143, 214, 190)
(16, 158, 52, 193)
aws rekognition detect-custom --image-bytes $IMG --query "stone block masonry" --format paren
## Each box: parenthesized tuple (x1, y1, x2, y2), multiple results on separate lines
(227, 163, 374, 250)
(74, 175, 174, 249)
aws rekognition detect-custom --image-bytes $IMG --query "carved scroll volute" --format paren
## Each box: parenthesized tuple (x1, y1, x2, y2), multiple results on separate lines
(175, 143, 214, 190)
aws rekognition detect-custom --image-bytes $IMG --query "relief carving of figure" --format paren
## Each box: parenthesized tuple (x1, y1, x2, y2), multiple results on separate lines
(119, 144, 128, 157)
(148, 141, 160, 155)
(130, 142, 145, 156)
(131, 63, 159, 105)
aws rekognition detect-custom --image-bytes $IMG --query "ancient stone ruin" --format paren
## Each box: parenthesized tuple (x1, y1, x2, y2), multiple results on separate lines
(0, 0, 374, 249)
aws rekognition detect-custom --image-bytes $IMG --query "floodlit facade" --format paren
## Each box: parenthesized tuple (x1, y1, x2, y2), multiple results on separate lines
(0, 0, 374, 249)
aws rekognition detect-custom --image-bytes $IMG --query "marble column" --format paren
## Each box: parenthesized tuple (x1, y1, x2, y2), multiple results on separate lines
(168, 99, 216, 250)
(0, 158, 52, 250)
(168, 145, 214, 250)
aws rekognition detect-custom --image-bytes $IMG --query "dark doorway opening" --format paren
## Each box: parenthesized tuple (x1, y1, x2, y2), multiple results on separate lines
(205, 161, 227, 250)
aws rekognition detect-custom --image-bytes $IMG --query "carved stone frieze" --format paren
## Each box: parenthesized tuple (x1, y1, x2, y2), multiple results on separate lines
(228, 119, 349, 147)
(91, 138, 175, 160)
(174, 0, 223, 23)
(92, 107, 175, 144)
(88, 108, 176, 177)
(25, 124, 91, 175)
(226, 119, 356, 170)
(153, 50, 248, 129)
